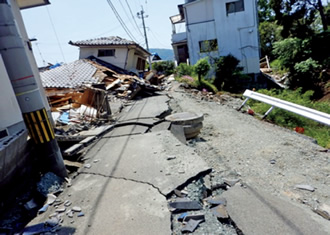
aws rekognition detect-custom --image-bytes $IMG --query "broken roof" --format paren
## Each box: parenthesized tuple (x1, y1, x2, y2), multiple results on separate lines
(17, 0, 50, 9)
(40, 60, 98, 88)
(69, 36, 151, 56)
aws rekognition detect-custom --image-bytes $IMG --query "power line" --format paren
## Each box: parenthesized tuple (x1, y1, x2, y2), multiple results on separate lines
(125, 0, 144, 37)
(105, 0, 137, 42)
(46, 7, 66, 63)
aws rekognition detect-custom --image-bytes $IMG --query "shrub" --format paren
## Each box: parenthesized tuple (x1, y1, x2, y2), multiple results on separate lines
(175, 63, 194, 77)
(214, 54, 243, 91)
(194, 58, 210, 82)
(152, 61, 175, 76)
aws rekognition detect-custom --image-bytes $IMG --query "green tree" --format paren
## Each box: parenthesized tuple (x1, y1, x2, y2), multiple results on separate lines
(194, 58, 210, 82)
(259, 21, 283, 57)
(258, 0, 275, 22)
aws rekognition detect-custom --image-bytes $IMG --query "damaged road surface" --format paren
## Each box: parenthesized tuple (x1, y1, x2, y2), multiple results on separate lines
(25, 94, 211, 234)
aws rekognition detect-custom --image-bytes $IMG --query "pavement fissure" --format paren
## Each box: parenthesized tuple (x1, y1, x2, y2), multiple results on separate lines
(78, 171, 167, 197)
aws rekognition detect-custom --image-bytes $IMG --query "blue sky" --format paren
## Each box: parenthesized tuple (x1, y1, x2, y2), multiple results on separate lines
(21, 0, 184, 67)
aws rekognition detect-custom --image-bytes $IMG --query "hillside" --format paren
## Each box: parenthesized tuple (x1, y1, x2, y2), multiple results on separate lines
(150, 48, 174, 61)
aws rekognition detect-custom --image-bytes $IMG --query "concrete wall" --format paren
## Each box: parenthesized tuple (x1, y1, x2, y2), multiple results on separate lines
(183, 0, 260, 74)
(0, 55, 24, 133)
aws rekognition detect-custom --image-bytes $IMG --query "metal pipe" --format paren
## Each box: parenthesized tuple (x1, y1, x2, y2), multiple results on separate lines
(0, 0, 67, 178)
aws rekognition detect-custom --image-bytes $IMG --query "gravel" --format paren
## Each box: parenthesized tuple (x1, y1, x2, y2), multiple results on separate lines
(169, 82, 330, 214)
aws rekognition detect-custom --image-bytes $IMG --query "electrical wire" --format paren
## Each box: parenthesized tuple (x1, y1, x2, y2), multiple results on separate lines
(105, 0, 138, 42)
(125, 0, 144, 37)
(46, 7, 66, 63)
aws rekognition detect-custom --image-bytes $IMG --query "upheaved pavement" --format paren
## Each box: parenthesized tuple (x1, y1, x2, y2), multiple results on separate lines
(25, 92, 330, 234)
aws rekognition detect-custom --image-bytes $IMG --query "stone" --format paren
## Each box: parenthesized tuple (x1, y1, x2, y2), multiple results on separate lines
(211, 205, 229, 219)
(223, 178, 240, 187)
(294, 184, 315, 192)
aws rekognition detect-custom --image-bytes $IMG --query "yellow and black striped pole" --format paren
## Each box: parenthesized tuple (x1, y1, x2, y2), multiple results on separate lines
(23, 108, 55, 145)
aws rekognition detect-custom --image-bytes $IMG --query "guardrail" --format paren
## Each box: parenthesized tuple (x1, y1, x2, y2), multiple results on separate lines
(238, 89, 330, 126)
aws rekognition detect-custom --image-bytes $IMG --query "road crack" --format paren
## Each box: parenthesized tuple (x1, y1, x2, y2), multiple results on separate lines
(77, 171, 166, 197)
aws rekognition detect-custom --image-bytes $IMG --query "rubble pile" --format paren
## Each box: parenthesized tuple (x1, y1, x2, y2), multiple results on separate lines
(168, 172, 242, 234)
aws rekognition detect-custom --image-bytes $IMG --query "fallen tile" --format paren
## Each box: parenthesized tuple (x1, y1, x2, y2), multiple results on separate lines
(181, 219, 204, 233)
(67, 211, 74, 218)
(46, 194, 57, 205)
(72, 206, 82, 212)
(168, 198, 202, 211)
(38, 204, 49, 214)
(294, 184, 315, 192)
(183, 214, 205, 222)
(211, 205, 229, 219)
(64, 200, 72, 207)
(55, 207, 66, 213)
(77, 212, 85, 217)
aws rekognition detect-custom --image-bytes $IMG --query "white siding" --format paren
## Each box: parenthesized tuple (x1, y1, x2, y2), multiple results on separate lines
(185, 0, 214, 24)
(79, 47, 129, 69)
(184, 0, 260, 74)
(0, 55, 23, 130)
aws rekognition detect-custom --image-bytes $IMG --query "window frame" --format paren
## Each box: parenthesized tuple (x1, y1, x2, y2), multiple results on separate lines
(199, 39, 218, 53)
(226, 0, 245, 15)
(98, 49, 116, 57)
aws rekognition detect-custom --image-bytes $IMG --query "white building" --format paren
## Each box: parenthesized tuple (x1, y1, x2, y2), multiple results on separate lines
(69, 36, 151, 75)
(171, 0, 260, 74)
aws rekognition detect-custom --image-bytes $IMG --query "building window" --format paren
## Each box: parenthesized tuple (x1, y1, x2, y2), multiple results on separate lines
(226, 0, 244, 15)
(98, 49, 115, 57)
(199, 39, 218, 53)
(136, 57, 146, 70)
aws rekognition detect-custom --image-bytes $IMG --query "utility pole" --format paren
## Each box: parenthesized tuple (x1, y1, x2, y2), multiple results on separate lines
(137, 7, 152, 71)
(0, 1, 67, 178)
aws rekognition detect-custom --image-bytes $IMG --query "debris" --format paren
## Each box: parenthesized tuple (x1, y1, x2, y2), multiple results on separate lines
(168, 198, 202, 211)
(167, 155, 176, 160)
(84, 163, 92, 169)
(37, 172, 64, 197)
(72, 206, 82, 212)
(205, 197, 227, 206)
(64, 200, 72, 207)
(55, 207, 66, 213)
(294, 184, 315, 192)
(181, 219, 204, 233)
(183, 214, 205, 222)
(24, 199, 38, 211)
(77, 212, 85, 217)
(178, 212, 188, 221)
(223, 178, 240, 187)
(313, 203, 330, 220)
(22, 223, 52, 235)
(38, 204, 49, 214)
(211, 205, 229, 219)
